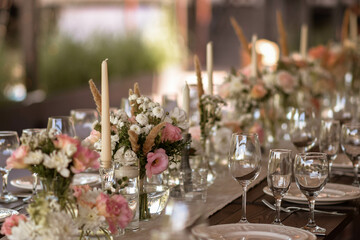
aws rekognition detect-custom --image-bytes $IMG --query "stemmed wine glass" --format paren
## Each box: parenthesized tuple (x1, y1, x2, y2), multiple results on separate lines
(341, 123, 360, 187)
(70, 109, 98, 140)
(267, 149, 292, 225)
(294, 152, 328, 234)
(289, 108, 317, 152)
(47, 116, 76, 137)
(332, 92, 353, 125)
(319, 119, 340, 181)
(0, 131, 20, 203)
(228, 133, 261, 223)
(21, 128, 45, 202)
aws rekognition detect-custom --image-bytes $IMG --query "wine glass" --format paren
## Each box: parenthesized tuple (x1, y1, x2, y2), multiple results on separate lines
(294, 152, 328, 234)
(341, 123, 360, 187)
(289, 108, 317, 152)
(21, 128, 45, 202)
(319, 119, 340, 181)
(267, 149, 292, 225)
(332, 92, 353, 125)
(228, 132, 261, 223)
(70, 109, 98, 140)
(0, 131, 20, 203)
(47, 116, 76, 137)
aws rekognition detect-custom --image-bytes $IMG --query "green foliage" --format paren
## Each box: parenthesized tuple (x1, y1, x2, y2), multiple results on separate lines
(38, 34, 166, 94)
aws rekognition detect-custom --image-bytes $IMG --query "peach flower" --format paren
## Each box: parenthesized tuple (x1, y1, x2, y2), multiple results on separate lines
(145, 148, 169, 178)
(276, 71, 296, 94)
(161, 123, 182, 142)
(308, 45, 327, 60)
(250, 84, 267, 99)
(1, 214, 27, 236)
(84, 130, 100, 145)
(72, 145, 100, 173)
(6, 145, 29, 169)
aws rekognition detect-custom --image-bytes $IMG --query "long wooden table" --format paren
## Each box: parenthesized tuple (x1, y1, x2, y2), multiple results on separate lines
(208, 173, 360, 240)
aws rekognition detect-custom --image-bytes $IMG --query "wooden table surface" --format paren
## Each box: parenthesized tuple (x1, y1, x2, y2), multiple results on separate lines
(208, 173, 360, 240)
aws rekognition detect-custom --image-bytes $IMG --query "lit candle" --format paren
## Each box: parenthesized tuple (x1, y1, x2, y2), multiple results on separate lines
(350, 12, 358, 43)
(101, 59, 111, 168)
(251, 35, 257, 78)
(182, 82, 190, 121)
(300, 24, 308, 58)
(206, 42, 213, 95)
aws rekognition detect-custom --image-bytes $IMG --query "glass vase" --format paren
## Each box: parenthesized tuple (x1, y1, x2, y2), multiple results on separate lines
(39, 175, 72, 211)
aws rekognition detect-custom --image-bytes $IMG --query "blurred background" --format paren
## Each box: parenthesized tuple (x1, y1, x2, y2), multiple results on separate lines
(0, 0, 358, 132)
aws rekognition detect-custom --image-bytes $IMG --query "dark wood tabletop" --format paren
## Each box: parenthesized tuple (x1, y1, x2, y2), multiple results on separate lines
(208, 173, 360, 240)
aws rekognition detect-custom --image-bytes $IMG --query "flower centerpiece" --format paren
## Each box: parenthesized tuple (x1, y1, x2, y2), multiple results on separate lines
(1, 185, 132, 239)
(7, 129, 100, 210)
(88, 82, 189, 220)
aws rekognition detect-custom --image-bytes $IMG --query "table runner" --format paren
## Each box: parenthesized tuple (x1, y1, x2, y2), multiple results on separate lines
(122, 159, 268, 239)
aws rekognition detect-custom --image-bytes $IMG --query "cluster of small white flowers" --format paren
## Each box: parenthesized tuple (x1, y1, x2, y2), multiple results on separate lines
(20, 129, 48, 150)
(43, 151, 71, 178)
(24, 150, 44, 165)
(229, 75, 250, 96)
(114, 146, 138, 166)
(76, 205, 106, 233)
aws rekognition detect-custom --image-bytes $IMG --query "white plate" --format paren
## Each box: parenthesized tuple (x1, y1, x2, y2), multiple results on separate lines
(192, 223, 316, 240)
(263, 182, 360, 205)
(10, 173, 101, 190)
(0, 208, 19, 222)
(332, 154, 353, 171)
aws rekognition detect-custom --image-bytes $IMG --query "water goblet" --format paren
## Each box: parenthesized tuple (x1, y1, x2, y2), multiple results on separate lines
(289, 108, 317, 152)
(70, 109, 98, 140)
(341, 123, 360, 187)
(294, 152, 328, 234)
(319, 119, 340, 181)
(267, 149, 292, 225)
(47, 116, 76, 137)
(21, 128, 45, 202)
(0, 131, 20, 203)
(228, 133, 261, 223)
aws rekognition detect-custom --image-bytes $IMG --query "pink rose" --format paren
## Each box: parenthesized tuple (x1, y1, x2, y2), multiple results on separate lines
(83, 130, 100, 145)
(145, 148, 169, 178)
(276, 71, 296, 94)
(71, 145, 100, 173)
(96, 193, 133, 234)
(1, 214, 27, 236)
(161, 123, 182, 142)
(53, 134, 80, 151)
(250, 84, 267, 99)
(6, 145, 29, 169)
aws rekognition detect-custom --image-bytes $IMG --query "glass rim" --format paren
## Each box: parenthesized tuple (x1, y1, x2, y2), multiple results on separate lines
(0, 131, 18, 136)
(48, 116, 73, 120)
(295, 152, 327, 157)
(270, 149, 292, 153)
(70, 108, 98, 113)
(232, 132, 258, 138)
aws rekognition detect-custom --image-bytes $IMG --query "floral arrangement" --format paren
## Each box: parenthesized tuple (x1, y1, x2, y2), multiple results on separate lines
(87, 82, 189, 220)
(7, 129, 100, 209)
(219, 69, 271, 126)
(1, 185, 132, 239)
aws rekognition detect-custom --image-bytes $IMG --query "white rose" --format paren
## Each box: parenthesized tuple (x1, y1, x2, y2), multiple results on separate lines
(136, 113, 148, 126)
(124, 149, 137, 163)
(152, 106, 164, 119)
(169, 107, 189, 129)
(24, 150, 44, 165)
(114, 147, 126, 162)
(130, 124, 141, 135)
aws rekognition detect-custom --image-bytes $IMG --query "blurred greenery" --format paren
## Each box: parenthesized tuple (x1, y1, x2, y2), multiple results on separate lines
(38, 34, 166, 94)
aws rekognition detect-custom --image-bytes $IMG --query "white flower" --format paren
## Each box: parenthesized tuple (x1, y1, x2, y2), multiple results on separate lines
(117, 121, 125, 129)
(148, 102, 157, 108)
(48, 128, 58, 139)
(114, 146, 126, 162)
(168, 107, 189, 129)
(24, 150, 43, 165)
(110, 115, 119, 125)
(46, 211, 78, 240)
(124, 149, 138, 165)
(64, 143, 77, 157)
(76, 205, 105, 233)
(142, 124, 153, 134)
(111, 135, 119, 151)
(94, 139, 101, 151)
(130, 124, 141, 135)
(129, 94, 138, 101)
(263, 73, 276, 88)
(152, 106, 164, 119)
(116, 109, 128, 121)
(9, 219, 35, 240)
(43, 151, 71, 178)
(82, 188, 103, 204)
(136, 97, 144, 104)
(136, 113, 148, 126)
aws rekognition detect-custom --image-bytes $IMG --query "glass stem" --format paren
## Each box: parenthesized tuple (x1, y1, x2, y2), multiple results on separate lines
(307, 198, 316, 228)
(240, 184, 248, 223)
(2, 173, 8, 195)
(32, 173, 38, 196)
(352, 162, 359, 187)
(274, 198, 282, 224)
(328, 158, 333, 181)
